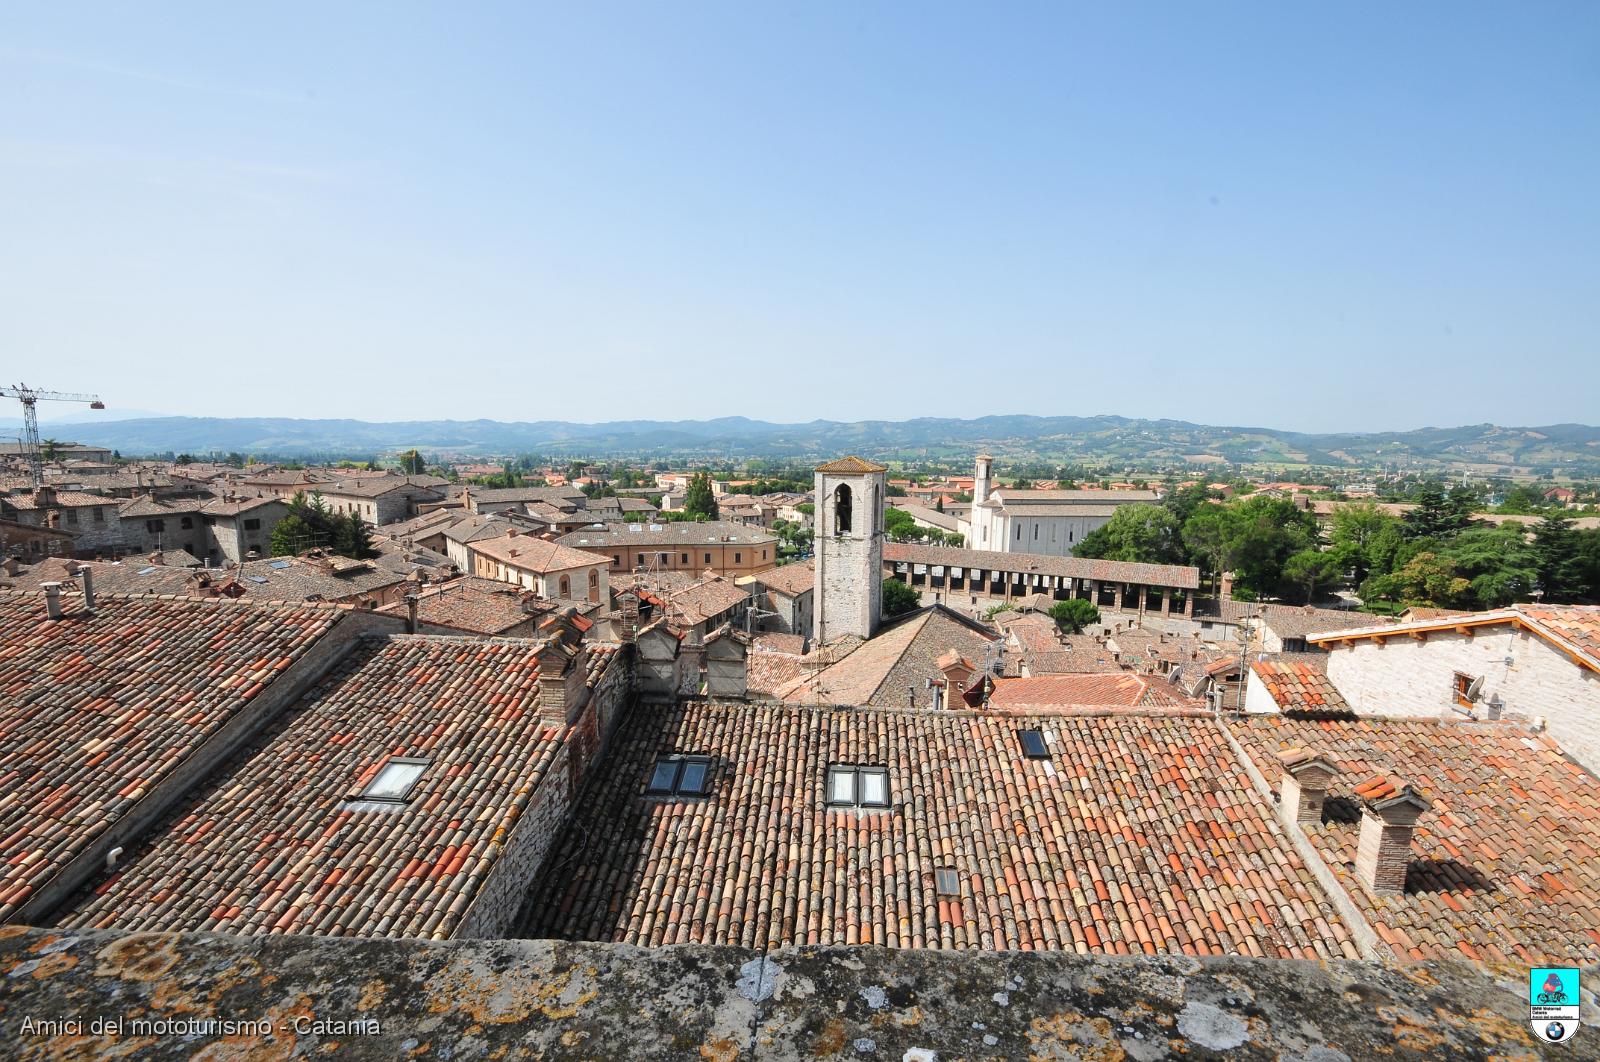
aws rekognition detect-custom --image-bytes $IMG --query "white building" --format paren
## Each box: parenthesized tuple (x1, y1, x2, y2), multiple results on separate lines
(959, 455, 1158, 557)
(1310, 605, 1600, 773)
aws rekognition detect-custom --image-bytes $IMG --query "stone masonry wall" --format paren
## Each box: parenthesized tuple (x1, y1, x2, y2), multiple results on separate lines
(1, 926, 1586, 1060)
(1326, 626, 1600, 773)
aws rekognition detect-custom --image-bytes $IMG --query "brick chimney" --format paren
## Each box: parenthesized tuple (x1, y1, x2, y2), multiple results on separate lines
(1352, 776, 1430, 895)
(1220, 570, 1235, 599)
(534, 638, 576, 724)
(1276, 747, 1336, 825)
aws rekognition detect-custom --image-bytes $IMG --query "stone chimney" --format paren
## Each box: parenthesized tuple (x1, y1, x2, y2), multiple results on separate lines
(1276, 747, 1337, 825)
(1352, 776, 1430, 895)
(78, 566, 96, 612)
(936, 650, 975, 703)
(534, 638, 577, 724)
(34, 485, 58, 508)
(41, 581, 64, 620)
(404, 593, 419, 634)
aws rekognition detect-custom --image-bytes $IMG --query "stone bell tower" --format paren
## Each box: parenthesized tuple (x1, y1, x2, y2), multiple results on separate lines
(813, 455, 886, 644)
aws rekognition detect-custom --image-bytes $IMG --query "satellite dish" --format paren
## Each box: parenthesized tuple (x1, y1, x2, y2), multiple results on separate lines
(1465, 675, 1485, 701)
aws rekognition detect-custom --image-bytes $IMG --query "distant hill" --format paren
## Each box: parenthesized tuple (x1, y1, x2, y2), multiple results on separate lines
(5, 414, 1598, 474)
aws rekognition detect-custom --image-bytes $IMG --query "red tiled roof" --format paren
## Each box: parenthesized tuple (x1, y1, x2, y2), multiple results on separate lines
(885, 542, 1200, 590)
(1250, 658, 1352, 717)
(1230, 716, 1600, 965)
(0, 591, 344, 922)
(815, 456, 887, 473)
(521, 702, 1357, 958)
(58, 636, 565, 939)
(988, 673, 1150, 708)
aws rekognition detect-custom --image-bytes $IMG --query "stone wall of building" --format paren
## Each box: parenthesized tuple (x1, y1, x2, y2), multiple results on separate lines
(1326, 625, 1600, 772)
(813, 468, 883, 644)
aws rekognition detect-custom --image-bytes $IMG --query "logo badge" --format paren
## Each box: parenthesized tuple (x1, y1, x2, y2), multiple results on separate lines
(1529, 967, 1581, 1043)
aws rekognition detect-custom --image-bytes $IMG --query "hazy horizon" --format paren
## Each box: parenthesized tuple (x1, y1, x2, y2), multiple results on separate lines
(4, 3, 1597, 431)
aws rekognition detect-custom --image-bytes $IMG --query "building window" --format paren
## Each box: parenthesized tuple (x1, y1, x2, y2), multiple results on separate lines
(704, 552, 712, 564)
(613, 555, 620, 566)
(681, 553, 689, 563)
(559, 575, 570, 597)
(360, 757, 430, 802)
(734, 552, 741, 563)
(181, 516, 194, 529)
(146, 519, 165, 533)
(93, 508, 104, 523)
(833, 484, 852, 535)
(1015, 525, 1022, 541)
(935, 867, 960, 896)
(762, 549, 767, 559)
(826, 765, 890, 808)
(66, 509, 79, 525)
(646, 755, 711, 796)
(638, 553, 646, 566)
(1453, 672, 1481, 708)
(1018, 729, 1049, 759)
(244, 518, 261, 531)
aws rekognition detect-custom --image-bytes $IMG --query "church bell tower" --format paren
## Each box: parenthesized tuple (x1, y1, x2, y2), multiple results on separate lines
(812, 455, 886, 644)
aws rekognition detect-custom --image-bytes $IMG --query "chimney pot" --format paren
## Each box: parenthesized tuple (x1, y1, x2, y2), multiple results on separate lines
(78, 567, 96, 611)
(41, 581, 64, 620)
(404, 593, 419, 634)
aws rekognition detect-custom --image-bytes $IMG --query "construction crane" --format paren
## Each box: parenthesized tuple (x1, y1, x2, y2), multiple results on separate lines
(2, 383, 106, 489)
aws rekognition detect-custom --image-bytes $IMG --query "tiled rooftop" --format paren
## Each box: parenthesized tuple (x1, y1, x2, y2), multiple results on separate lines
(885, 542, 1200, 591)
(1229, 715, 1600, 965)
(57, 636, 565, 939)
(470, 531, 609, 574)
(772, 606, 999, 708)
(0, 592, 344, 922)
(987, 673, 1154, 709)
(521, 701, 1356, 959)
(1248, 658, 1352, 716)
(755, 558, 814, 597)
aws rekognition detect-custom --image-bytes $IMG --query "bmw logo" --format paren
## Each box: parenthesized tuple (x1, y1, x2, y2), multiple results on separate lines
(1546, 1021, 1567, 1041)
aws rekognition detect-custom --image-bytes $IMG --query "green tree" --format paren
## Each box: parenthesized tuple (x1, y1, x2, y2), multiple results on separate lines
(399, 449, 426, 475)
(1530, 513, 1588, 601)
(1281, 549, 1341, 604)
(269, 513, 317, 557)
(1048, 598, 1101, 634)
(1327, 503, 1404, 588)
(1443, 525, 1539, 608)
(884, 507, 919, 542)
(1403, 484, 1476, 540)
(683, 472, 719, 520)
(1360, 551, 1471, 609)
(332, 513, 377, 560)
(882, 578, 921, 618)
(1071, 504, 1183, 564)
(40, 438, 60, 462)
(933, 496, 945, 513)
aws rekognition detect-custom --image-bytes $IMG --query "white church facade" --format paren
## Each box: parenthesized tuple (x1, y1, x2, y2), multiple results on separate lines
(958, 455, 1159, 558)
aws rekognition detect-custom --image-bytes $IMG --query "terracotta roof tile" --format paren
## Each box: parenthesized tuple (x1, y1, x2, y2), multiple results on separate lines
(0, 591, 344, 922)
(1230, 715, 1600, 965)
(1249, 658, 1353, 717)
(57, 636, 564, 939)
(521, 702, 1357, 959)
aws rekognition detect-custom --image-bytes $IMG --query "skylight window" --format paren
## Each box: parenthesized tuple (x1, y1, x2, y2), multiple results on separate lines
(268, 559, 292, 569)
(247, 575, 269, 584)
(935, 867, 960, 896)
(1018, 729, 1049, 760)
(645, 755, 711, 797)
(360, 757, 429, 802)
(136, 566, 157, 575)
(826, 765, 891, 809)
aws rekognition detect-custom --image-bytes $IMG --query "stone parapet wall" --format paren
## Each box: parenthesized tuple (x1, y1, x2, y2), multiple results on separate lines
(0, 926, 1588, 1059)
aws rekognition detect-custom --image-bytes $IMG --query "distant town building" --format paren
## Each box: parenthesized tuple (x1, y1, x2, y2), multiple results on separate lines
(960, 455, 1158, 557)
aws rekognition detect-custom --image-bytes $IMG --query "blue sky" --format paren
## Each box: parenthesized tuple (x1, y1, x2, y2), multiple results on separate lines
(2, 2, 1596, 431)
